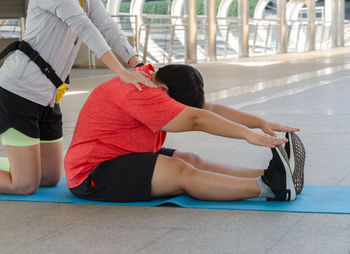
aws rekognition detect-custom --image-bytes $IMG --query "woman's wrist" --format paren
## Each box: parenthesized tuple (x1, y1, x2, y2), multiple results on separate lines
(258, 118, 268, 130)
(128, 56, 141, 68)
(241, 126, 254, 140)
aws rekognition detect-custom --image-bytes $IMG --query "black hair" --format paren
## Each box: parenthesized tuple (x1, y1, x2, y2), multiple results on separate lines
(155, 64, 205, 108)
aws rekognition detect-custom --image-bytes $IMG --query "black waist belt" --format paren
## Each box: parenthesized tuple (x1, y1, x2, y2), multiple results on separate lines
(0, 40, 69, 103)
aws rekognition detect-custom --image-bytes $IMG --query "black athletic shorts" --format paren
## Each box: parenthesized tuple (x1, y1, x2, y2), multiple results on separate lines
(69, 148, 176, 203)
(0, 87, 62, 140)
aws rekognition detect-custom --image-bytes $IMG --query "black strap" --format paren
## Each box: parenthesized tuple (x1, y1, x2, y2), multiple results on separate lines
(65, 75, 70, 84)
(0, 41, 65, 89)
(0, 41, 20, 60)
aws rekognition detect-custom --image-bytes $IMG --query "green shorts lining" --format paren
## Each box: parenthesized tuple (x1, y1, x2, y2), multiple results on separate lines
(40, 137, 63, 144)
(0, 128, 63, 146)
(0, 128, 39, 146)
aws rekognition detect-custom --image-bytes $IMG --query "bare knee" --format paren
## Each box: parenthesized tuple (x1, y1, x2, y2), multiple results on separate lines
(173, 160, 203, 194)
(179, 152, 205, 169)
(190, 153, 205, 169)
(40, 178, 60, 187)
(174, 159, 198, 180)
(151, 156, 196, 197)
(40, 173, 61, 187)
(13, 181, 40, 195)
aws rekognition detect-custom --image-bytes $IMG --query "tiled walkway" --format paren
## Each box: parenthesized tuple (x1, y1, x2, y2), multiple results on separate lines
(1, 47, 350, 253)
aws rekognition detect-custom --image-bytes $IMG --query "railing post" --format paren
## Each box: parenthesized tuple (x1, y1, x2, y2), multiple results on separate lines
(264, 22, 271, 54)
(296, 22, 302, 51)
(168, 24, 176, 63)
(277, 0, 287, 54)
(238, 0, 249, 57)
(185, 0, 197, 64)
(320, 21, 326, 49)
(224, 22, 231, 57)
(20, 17, 25, 40)
(206, 0, 217, 61)
(308, 0, 316, 51)
(143, 19, 151, 63)
(135, 15, 140, 55)
(252, 21, 258, 54)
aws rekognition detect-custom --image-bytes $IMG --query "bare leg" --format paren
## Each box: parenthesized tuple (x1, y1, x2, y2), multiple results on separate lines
(40, 141, 62, 187)
(0, 145, 41, 194)
(151, 155, 259, 201)
(173, 150, 264, 178)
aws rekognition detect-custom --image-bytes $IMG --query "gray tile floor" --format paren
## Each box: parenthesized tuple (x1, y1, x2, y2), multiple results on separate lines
(1, 48, 350, 253)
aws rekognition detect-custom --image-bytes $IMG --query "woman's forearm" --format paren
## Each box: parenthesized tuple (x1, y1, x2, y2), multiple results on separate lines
(100, 50, 126, 76)
(162, 107, 287, 148)
(193, 109, 287, 147)
(204, 103, 265, 129)
(128, 56, 140, 68)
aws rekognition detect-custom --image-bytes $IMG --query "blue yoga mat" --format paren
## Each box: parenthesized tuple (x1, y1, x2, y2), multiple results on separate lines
(1, 178, 349, 214)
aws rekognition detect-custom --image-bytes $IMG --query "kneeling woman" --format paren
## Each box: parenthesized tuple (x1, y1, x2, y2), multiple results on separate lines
(0, 0, 154, 195)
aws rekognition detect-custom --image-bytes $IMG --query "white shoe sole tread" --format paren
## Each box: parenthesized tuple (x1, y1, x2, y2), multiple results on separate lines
(276, 145, 296, 201)
(288, 132, 305, 195)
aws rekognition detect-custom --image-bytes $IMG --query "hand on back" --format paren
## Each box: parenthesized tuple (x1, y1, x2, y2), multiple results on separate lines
(119, 70, 157, 91)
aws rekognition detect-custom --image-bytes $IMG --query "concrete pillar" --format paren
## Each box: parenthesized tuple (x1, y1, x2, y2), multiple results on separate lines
(277, 0, 287, 53)
(206, 0, 217, 61)
(185, 0, 197, 64)
(338, 0, 345, 46)
(325, 0, 338, 47)
(107, 0, 117, 15)
(238, 0, 249, 58)
(308, 0, 316, 51)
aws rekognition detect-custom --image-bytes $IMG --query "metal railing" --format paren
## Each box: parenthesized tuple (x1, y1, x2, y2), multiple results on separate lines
(344, 20, 350, 47)
(285, 20, 335, 52)
(0, 18, 23, 39)
(111, 14, 140, 53)
(248, 18, 279, 55)
(1, 15, 349, 65)
(140, 15, 186, 63)
(137, 15, 349, 64)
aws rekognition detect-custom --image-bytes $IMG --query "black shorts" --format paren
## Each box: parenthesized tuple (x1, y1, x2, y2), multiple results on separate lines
(0, 87, 62, 140)
(69, 148, 176, 203)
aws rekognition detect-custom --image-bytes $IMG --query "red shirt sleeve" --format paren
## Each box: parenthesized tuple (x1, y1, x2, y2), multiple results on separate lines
(120, 86, 186, 133)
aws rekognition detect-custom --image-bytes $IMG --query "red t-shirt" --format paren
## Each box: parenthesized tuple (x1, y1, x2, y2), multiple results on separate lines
(64, 64, 186, 188)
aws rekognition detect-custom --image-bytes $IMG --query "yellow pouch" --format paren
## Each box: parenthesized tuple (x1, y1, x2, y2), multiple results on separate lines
(55, 83, 70, 104)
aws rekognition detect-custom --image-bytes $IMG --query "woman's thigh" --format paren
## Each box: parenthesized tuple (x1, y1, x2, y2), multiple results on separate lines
(1, 129, 62, 190)
(3, 143, 41, 193)
(40, 140, 63, 186)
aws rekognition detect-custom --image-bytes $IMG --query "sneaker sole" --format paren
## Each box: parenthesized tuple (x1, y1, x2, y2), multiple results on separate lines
(275, 145, 296, 201)
(287, 132, 305, 195)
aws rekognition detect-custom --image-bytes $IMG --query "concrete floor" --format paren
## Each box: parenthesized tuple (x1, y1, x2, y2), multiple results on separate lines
(1, 47, 350, 253)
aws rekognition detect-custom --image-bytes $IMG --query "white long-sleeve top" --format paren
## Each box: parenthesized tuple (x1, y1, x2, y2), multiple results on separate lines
(0, 0, 137, 107)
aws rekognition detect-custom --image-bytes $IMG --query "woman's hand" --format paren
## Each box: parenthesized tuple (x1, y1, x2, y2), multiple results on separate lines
(245, 130, 288, 148)
(260, 121, 300, 137)
(119, 70, 157, 90)
(100, 50, 156, 90)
